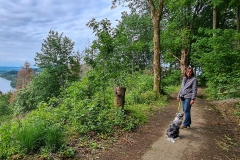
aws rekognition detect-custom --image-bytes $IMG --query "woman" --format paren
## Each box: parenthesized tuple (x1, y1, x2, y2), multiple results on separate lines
(177, 67, 198, 129)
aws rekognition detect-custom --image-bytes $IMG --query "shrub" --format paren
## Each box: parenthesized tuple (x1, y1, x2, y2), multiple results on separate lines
(0, 106, 65, 158)
(0, 93, 12, 117)
(15, 118, 65, 153)
(0, 121, 19, 159)
(140, 90, 159, 104)
(162, 70, 181, 87)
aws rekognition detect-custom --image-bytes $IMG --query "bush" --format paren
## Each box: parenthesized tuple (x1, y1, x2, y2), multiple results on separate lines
(12, 69, 63, 114)
(123, 73, 154, 105)
(0, 121, 19, 159)
(162, 70, 181, 87)
(0, 93, 12, 117)
(140, 90, 159, 104)
(16, 118, 64, 153)
(0, 105, 65, 158)
(60, 87, 132, 135)
(162, 85, 179, 96)
(12, 86, 37, 114)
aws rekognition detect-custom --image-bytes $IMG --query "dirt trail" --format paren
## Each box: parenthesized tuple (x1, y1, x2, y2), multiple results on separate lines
(142, 97, 207, 160)
(98, 88, 240, 160)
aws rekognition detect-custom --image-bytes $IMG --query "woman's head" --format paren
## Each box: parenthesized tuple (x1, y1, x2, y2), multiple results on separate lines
(185, 67, 194, 78)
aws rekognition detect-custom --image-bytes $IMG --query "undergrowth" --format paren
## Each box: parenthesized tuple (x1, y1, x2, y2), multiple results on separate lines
(0, 72, 177, 159)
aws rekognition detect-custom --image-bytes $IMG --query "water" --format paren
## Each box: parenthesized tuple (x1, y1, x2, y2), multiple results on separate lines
(0, 77, 15, 93)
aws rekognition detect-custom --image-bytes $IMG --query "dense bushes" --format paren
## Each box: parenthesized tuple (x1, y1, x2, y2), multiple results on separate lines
(16, 118, 64, 153)
(192, 29, 240, 99)
(0, 72, 169, 159)
(0, 110, 65, 159)
(0, 93, 12, 117)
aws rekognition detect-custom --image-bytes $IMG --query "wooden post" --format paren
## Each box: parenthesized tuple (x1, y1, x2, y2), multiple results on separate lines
(114, 87, 126, 109)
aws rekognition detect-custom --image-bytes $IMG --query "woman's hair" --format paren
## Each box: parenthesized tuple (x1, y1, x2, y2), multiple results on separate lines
(185, 67, 195, 77)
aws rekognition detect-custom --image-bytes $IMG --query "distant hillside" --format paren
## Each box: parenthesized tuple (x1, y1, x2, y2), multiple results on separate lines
(0, 65, 87, 88)
(0, 66, 21, 74)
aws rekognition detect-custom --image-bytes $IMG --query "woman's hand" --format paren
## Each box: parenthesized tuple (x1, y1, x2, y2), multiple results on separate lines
(177, 97, 180, 101)
(190, 100, 194, 105)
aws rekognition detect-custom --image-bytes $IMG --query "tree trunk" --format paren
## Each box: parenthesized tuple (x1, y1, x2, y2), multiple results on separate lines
(114, 87, 126, 109)
(153, 19, 161, 94)
(237, 6, 240, 32)
(132, 51, 134, 75)
(237, 6, 240, 46)
(148, 0, 164, 95)
(180, 49, 188, 76)
(213, 6, 217, 29)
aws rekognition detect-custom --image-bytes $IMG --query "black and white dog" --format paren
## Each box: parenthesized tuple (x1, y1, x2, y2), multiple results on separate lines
(166, 112, 184, 143)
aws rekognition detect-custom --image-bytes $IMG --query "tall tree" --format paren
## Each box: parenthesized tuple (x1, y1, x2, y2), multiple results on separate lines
(115, 12, 153, 73)
(86, 18, 115, 104)
(212, 0, 219, 30)
(35, 30, 79, 91)
(112, 0, 164, 94)
(16, 61, 34, 89)
(12, 31, 80, 112)
(229, 0, 240, 32)
(9, 61, 34, 104)
(162, 0, 207, 75)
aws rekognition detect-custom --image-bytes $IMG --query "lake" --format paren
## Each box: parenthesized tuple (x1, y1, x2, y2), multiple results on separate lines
(0, 77, 15, 93)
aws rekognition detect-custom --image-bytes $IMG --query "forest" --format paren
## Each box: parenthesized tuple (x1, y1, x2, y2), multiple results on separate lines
(0, 0, 240, 159)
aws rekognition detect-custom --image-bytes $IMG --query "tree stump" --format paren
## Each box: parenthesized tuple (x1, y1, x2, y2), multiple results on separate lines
(114, 87, 126, 109)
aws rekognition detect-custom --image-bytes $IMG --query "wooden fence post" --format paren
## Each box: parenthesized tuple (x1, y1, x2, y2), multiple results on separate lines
(114, 86, 126, 109)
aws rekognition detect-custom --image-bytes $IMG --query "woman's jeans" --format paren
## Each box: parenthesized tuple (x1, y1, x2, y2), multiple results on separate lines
(181, 98, 191, 127)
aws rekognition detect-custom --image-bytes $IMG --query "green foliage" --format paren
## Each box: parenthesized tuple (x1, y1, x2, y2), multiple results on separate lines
(12, 85, 37, 114)
(124, 94, 167, 127)
(0, 70, 171, 159)
(55, 71, 166, 136)
(115, 12, 153, 71)
(59, 146, 76, 158)
(162, 69, 181, 87)
(0, 105, 65, 158)
(0, 93, 12, 117)
(192, 28, 240, 99)
(12, 30, 81, 114)
(56, 78, 134, 135)
(35, 30, 80, 93)
(31, 69, 61, 98)
(123, 72, 154, 105)
(140, 91, 158, 104)
(163, 85, 180, 96)
(0, 119, 16, 158)
(85, 13, 153, 87)
(16, 118, 64, 153)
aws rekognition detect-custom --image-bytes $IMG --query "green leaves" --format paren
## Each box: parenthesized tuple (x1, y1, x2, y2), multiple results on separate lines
(0, 93, 12, 124)
(35, 30, 80, 90)
(192, 28, 240, 98)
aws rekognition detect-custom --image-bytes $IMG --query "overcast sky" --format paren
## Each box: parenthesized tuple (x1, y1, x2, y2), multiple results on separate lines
(0, 0, 127, 67)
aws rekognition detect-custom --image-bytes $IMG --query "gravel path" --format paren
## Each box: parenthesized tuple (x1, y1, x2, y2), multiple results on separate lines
(142, 97, 208, 160)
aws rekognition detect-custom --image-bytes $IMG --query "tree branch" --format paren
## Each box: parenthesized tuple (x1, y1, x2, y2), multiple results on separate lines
(170, 52, 180, 62)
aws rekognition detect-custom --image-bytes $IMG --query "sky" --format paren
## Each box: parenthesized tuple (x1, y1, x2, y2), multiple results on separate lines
(0, 0, 127, 67)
